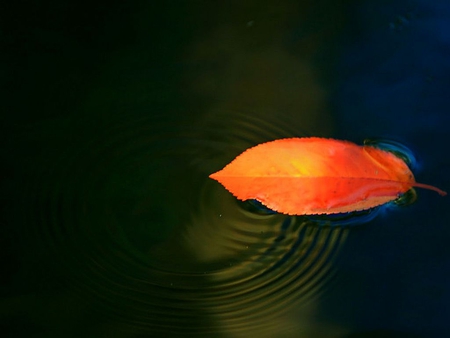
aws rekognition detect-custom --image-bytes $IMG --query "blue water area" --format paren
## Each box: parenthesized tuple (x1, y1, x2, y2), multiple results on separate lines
(323, 1, 450, 337)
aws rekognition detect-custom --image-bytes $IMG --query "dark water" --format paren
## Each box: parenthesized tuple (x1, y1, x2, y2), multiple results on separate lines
(2, 1, 450, 337)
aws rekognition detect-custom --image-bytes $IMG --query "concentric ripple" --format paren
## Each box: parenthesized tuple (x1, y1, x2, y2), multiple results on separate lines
(16, 110, 349, 336)
(185, 181, 349, 335)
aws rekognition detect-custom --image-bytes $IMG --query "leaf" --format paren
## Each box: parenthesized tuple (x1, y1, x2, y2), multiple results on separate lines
(209, 138, 446, 215)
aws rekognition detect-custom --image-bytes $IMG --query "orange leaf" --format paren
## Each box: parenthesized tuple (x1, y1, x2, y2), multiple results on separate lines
(209, 138, 446, 215)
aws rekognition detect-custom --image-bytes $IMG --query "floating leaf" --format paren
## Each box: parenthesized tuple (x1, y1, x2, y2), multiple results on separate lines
(209, 138, 446, 215)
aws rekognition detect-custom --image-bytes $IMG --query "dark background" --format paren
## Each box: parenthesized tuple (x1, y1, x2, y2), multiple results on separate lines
(2, 1, 450, 337)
